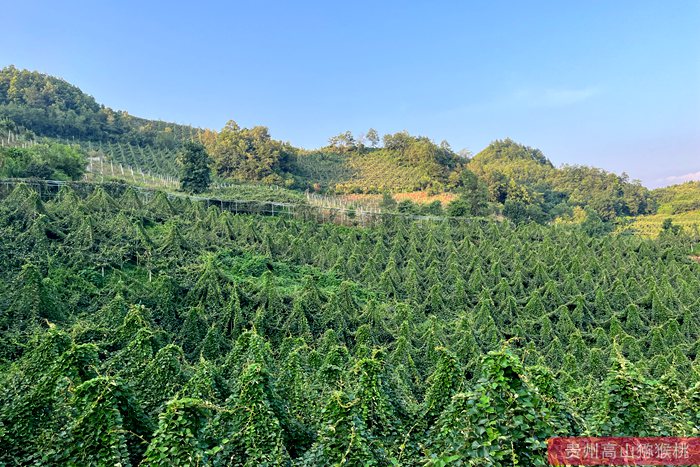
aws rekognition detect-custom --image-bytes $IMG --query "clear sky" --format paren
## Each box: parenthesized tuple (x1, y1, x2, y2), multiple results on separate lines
(2, 1, 699, 187)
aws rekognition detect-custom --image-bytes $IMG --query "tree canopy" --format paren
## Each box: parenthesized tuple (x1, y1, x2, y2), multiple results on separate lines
(177, 141, 211, 194)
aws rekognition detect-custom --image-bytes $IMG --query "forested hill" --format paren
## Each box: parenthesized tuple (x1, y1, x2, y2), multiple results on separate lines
(2, 66, 697, 231)
(0, 66, 200, 147)
(468, 139, 652, 222)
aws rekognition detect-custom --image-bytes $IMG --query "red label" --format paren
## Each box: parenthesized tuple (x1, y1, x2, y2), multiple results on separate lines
(548, 437, 700, 465)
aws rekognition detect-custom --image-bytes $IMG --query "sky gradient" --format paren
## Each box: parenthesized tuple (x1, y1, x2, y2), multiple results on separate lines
(1, 1, 699, 187)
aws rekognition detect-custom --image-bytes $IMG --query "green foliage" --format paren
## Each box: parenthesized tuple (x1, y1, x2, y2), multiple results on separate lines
(446, 169, 489, 217)
(0, 143, 87, 180)
(0, 65, 200, 146)
(590, 350, 690, 436)
(550, 166, 649, 219)
(1, 58, 700, 467)
(205, 182, 305, 203)
(301, 391, 388, 466)
(581, 207, 614, 236)
(653, 181, 700, 215)
(660, 217, 681, 235)
(423, 347, 462, 421)
(135, 344, 188, 417)
(206, 120, 294, 182)
(142, 398, 211, 466)
(469, 139, 653, 224)
(207, 362, 291, 465)
(178, 141, 211, 194)
(0, 181, 698, 465)
(61, 376, 152, 466)
(380, 191, 398, 211)
(329, 130, 464, 194)
(2, 67, 683, 234)
(428, 349, 555, 466)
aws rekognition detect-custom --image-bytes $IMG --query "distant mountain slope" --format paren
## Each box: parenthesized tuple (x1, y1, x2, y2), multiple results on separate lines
(294, 136, 465, 194)
(0, 66, 200, 147)
(627, 181, 700, 236)
(337, 143, 462, 193)
(469, 138, 553, 185)
(652, 181, 700, 215)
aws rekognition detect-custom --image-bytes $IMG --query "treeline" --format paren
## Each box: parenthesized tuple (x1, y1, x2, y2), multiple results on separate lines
(198, 127, 467, 194)
(180, 129, 694, 232)
(0, 183, 699, 464)
(0, 66, 199, 148)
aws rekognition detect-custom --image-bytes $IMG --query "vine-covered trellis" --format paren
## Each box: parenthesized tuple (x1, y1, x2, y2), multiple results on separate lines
(0, 180, 698, 465)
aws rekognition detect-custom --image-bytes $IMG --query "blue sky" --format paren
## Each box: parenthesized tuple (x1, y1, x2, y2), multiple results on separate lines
(1, 1, 699, 187)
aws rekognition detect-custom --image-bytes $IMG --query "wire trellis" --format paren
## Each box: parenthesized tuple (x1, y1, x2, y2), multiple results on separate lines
(0, 178, 482, 227)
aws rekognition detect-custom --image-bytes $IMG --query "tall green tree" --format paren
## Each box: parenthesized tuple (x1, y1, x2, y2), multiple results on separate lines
(177, 141, 211, 194)
(447, 168, 489, 217)
(366, 128, 380, 148)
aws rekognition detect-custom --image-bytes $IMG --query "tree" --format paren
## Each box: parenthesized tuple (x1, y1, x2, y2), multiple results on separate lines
(328, 131, 356, 152)
(0, 143, 87, 180)
(382, 131, 412, 153)
(447, 168, 488, 217)
(581, 207, 613, 236)
(457, 148, 472, 159)
(427, 349, 556, 465)
(177, 141, 211, 194)
(206, 120, 292, 181)
(366, 128, 379, 148)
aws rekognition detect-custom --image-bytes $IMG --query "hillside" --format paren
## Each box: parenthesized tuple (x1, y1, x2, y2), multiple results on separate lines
(0, 67, 474, 194)
(295, 132, 465, 194)
(1, 182, 699, 465)
(462, 139, 656, 226)
(2, 66, 700, 233)
(469, 138, 554, 186)
(0, 66, 200, 147)
(653, 181, 700, 214)
(3, 0, 700, 463)
(627, 181, 700, 237)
